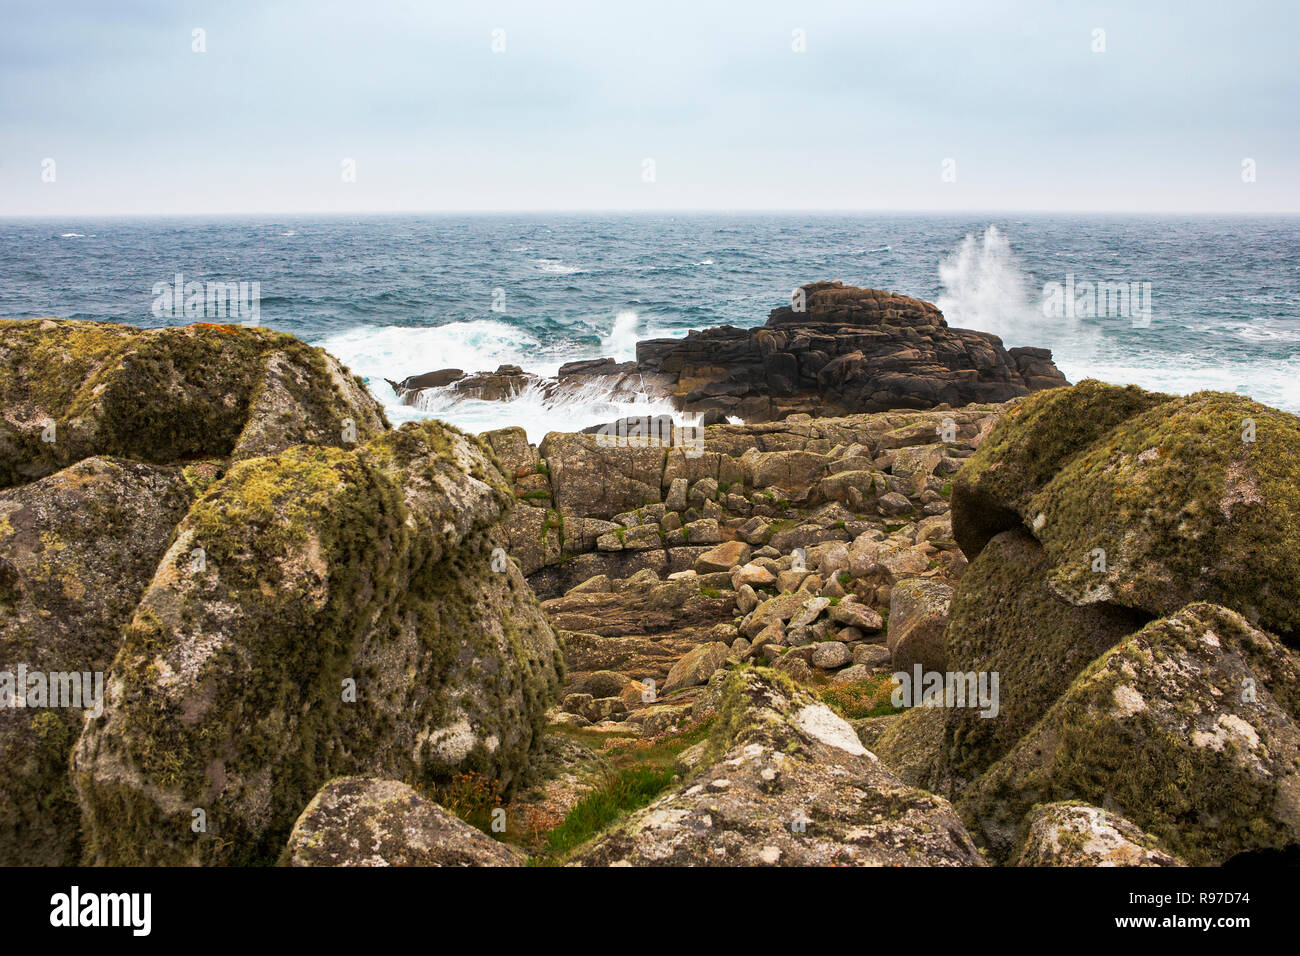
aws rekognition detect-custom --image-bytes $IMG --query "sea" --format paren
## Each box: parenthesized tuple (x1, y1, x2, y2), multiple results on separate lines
(2, 213, 1297, 442)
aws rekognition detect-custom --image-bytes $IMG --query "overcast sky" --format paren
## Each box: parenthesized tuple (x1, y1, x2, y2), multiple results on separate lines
(1, 0, 1296, 215)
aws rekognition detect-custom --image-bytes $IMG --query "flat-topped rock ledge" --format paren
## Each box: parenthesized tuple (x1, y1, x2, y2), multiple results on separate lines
(389, 282, 1068, 424)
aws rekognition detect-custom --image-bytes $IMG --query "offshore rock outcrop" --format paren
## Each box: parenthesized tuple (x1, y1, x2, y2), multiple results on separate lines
(388, 282, 1067, 426)
(637, 282, 1067, 421)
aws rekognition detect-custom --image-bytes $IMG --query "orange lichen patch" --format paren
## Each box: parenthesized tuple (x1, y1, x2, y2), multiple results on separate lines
(190, 322, 242, 334)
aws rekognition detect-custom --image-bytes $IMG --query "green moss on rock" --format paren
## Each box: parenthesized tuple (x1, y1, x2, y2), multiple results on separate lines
(959, 603, 1300, 865)
(72, 420, 561, 865)
(0, 319, 387, 488)
(0, 456, 195, 865)
(953, 381, 1300, 637)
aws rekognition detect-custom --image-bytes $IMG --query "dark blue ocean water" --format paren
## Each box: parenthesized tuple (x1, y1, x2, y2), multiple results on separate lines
(1, 213, 1297, 437)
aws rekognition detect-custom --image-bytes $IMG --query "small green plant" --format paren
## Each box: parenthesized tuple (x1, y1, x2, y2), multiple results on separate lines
(535, 765, 676, 860)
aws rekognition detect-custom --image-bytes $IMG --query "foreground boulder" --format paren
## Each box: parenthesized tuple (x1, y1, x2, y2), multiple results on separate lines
(280, 777, 523, 866)
(73, 420, 562, 865)
(937, 529, 1146, 792)
(0, 457, 195, 865)
(953, 381, 1300, 638)
(959, 604, 1300, 865)
(0, 319, 386, 488)
(569, 668, 985, 866)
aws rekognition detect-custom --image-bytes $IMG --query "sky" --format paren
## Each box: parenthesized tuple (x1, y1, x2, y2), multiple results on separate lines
(1, 0, 1297, 215)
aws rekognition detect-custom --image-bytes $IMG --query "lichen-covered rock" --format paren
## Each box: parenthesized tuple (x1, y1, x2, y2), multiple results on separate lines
(886, 578, 954, 674)
(0, 319, 386, 488)
(1014, 802, 1183, 867)
(953, 381, 1300, 637)
(73, 420, 562, 865)
(537, 432, 664, 520)
(0, 457, 195, 864)
(959, 604, 1300, 865)
(663, 642, 730, 695)
(568, 668, 985, 866)
(501, 502, 562, 575)
(280, 777, 524, 866)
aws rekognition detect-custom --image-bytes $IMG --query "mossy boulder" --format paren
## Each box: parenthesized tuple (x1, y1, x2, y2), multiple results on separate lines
(938, 529, 1145, 793)
(0, 457, 195, 864)
(959, 604, 1300, 865)
(72, 420, 563, 865)
(280, 777, 524, 866)
(0, 319, 386, 488)
(569, 668, 985, 866)
(952, 381, 1300, 638)
(869, 705, 947, 791)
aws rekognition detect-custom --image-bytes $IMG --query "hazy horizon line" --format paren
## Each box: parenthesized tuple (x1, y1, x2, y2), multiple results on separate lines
(5, 207, 1300, 221)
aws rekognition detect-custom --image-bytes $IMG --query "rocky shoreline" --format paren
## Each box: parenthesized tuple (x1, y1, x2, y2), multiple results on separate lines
(3, 286, 1298, 867)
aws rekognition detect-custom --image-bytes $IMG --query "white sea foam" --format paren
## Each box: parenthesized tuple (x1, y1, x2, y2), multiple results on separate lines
(316, 315, 692, 441)
(409, 377, 684, 443)
(318, 319, 546, 380)
(935, 225, 1299, 413)
(937, 225, 1042, 346)
(536, 258, 585, 275)
(600, 310, 641, 362)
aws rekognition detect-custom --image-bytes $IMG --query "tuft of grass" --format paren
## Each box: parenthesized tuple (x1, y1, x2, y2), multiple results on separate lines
(534, 765, 676, 861)
(425, 771, 505, 836)
(532, 719, 713, 863)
